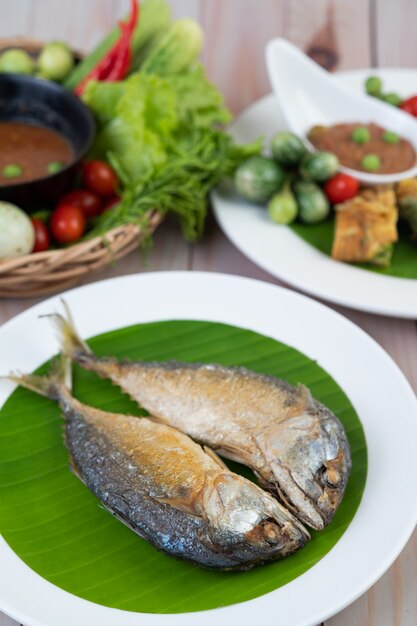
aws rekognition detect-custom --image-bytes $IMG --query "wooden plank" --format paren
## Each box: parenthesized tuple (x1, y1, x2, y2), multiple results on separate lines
(284, 0, 371, 71)
(0, 0, 32, 39)
(27, 0, 118, 52)
(375, 0, 417, 67)
(199, 0, 285, 113)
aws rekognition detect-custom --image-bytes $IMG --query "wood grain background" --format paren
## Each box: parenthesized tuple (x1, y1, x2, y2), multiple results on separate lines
(2, 0, 417, 115)
(1, 1, 417, 625)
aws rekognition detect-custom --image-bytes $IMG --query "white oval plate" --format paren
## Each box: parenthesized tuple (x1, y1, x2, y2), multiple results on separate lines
(0, 272, 417, 626)
(212, 69, 417, 318)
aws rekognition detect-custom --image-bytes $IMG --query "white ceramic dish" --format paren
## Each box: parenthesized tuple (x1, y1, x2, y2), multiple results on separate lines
(212, 69, 417, 319)
(0, 271, 417, 626)
(266, 41, 417, 184)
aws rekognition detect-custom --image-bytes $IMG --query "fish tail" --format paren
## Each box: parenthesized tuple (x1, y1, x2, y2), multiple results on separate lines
(44, 299, 92, 362)
(8, 353, 71, 401)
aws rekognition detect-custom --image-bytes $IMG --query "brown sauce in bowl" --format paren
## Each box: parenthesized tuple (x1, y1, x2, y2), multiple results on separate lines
(0, 121, 74, 186)
(308, 122, 416, 174)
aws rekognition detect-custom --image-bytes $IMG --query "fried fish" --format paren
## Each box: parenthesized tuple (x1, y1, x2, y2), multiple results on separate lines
(9, 357, 309, 570)
(51, 305, 351, 531)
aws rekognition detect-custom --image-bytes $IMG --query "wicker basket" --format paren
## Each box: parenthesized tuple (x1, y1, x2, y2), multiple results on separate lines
(0, 38, 163, 298)
(0, 212, 163, 298)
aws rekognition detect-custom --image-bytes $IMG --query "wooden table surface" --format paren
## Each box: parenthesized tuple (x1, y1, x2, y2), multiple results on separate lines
(1, 1, 417, 625)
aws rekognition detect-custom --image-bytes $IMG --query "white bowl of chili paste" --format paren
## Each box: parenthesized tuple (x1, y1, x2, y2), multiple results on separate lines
(266, 38, 417, 184)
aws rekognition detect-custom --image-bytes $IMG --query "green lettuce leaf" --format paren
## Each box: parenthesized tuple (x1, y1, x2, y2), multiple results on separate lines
(166, 64, 231, 127)
(83, 73, 178, 184)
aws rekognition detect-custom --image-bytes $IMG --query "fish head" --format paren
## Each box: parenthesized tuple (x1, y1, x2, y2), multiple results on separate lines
(256, 400, 351, 530)
(202, 473, 309, 560)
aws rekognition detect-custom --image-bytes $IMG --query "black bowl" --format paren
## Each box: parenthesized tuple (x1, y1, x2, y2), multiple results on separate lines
(0, 74, 95, 208)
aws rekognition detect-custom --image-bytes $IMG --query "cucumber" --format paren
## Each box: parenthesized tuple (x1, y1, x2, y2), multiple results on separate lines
(270, 132, 306, 167)
(300, 151, 339, 182)
(234, 156, 284, 204)
(293, 181, 330, 223)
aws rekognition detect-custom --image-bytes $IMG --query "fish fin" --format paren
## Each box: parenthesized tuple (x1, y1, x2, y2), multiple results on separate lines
(158, 496, 200, 517)
(42, 299, 92, 361)
(146, 414, 170, 425)
(6, 353, 71, 401)
(296, 384, 315, 410)
(215, 444, 255, 468)
(68, 459, 84, 482)
(203, 446, 229, 470)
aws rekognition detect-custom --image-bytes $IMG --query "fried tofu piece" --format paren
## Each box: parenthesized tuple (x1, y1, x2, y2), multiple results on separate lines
(331, 187, 398, 266)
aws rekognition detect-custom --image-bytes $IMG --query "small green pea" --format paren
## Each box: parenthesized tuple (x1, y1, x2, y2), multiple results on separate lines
(2, 164, 23, 178)
(47, 161, 65, 174)
(382, 93, 402, 107)
(365, 76, 382, 96)
(383, 130, 400, 144)
(361, 154, 381, 171)
(352, 127, 371, 144)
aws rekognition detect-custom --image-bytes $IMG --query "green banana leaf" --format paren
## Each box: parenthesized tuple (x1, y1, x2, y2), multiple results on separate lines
(291, 220, 417, 278)
(0, 320, 367, 614)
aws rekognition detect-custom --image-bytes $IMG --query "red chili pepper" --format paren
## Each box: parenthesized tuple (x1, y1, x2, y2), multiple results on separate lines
(75, 0, 139, 96)
(400, 95, 417, 118)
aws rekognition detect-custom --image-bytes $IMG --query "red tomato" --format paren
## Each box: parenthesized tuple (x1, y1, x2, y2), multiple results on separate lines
(101, 194, 121, 211)
(50, 204, 86, 244)
(31, 218, 50, 253)
(58, 189, 102, 218)
(324, 173, 359, 204)
(82, 161, 118, 197)
(400, 95, 417, 117)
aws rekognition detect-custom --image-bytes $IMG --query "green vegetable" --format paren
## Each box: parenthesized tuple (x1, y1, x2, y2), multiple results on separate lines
(2, 164, 22, 178)
(270, 132, 306, 167)
(371, 243, 393, 267)
(381, 93, 402, 106)
(140, 18, 203, 76)
(300, 151, 339, 182)
(165, 64, 231, 127)
(351, 126, 370, 144)
(30, 209, 52, 223)
(47, 161, 65, 174)
(84, 68, 249, 187)
(0, 201, 35, 258)
(84, 72, 179, 185)
(37, 41, 74, 81)
(82, 58, 260, 241)
(361, 154, 381, 171)
(293, 181, 330, 224)
(87, 126, 261, 241)
(383, 130, 400, 144)
(234, 156, 284, 204)
(64, 0, 171, 90)
(267, 181, 298, 224)
(365, 75, 382, 96)
(397, 196, 417, 237)
(0, 49, 34, 74)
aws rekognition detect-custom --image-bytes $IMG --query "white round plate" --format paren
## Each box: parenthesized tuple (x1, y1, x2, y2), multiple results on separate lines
(212, 68, 417, 318)
(0, 272, 416, 626)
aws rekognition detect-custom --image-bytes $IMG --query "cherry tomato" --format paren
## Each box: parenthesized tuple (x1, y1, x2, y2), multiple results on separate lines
(82, 160, 118, 197)
(101, 194, 121, 211)
(324, 173, 359, 204)
(400, 95, 417, 117)
(58, 189, 102, 218)
(50, 204, 86, 244)
(31, 218, 50, 253)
